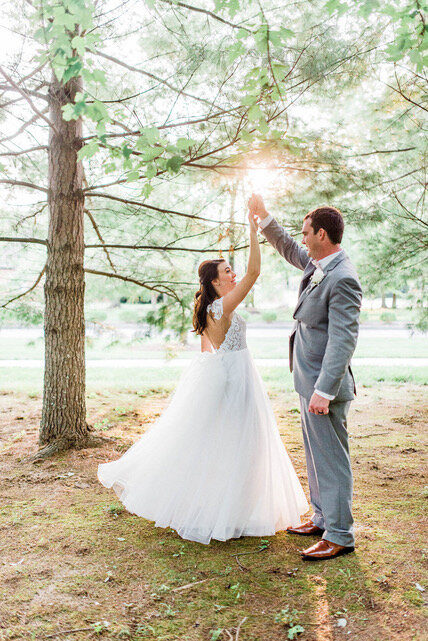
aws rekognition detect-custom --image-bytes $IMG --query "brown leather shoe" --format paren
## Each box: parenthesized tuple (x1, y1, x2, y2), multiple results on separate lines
(286, 520, 325, 536)
(299, 539, 355, 561)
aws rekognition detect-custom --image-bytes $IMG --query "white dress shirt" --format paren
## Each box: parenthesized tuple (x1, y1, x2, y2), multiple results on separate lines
(258, 214, 343, 401)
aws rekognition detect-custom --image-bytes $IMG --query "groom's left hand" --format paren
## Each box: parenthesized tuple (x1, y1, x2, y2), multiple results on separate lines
(308, 393, 330, 415)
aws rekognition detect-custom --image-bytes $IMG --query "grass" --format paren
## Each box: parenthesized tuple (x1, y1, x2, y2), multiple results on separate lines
(0, 383, 427, 640)
(0, 332, 427, 361)
(0, 364, 426, 397)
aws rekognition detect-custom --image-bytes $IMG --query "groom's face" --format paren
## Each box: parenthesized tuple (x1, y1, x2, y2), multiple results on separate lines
(301, 218, 322, 259)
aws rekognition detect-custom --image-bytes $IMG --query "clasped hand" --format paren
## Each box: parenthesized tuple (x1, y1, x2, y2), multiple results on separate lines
(248, 193, 269, 219)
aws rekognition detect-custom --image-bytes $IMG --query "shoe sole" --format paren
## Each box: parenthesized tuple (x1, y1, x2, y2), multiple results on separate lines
(300, 546, 355, 561)
(286, 529, 325, 536)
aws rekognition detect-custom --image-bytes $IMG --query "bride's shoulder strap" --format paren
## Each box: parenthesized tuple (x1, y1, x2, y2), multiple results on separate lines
(207, 297, 223, 321)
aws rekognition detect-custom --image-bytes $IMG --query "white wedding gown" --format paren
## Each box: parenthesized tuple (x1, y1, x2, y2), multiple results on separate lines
(98, 297, 309, 544)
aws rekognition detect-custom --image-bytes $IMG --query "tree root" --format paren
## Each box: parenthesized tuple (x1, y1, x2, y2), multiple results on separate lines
(29, 432, 115, 462)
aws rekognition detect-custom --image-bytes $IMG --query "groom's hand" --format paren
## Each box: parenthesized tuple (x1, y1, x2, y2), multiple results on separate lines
(308, 393, 330, 415)
(248, 193, 269, 219)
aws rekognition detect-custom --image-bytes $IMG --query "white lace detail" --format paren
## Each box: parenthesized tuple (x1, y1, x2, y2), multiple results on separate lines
(207, 297, 247, 353)
(207, 297, 223, 320)
(218, 313, 247, 353)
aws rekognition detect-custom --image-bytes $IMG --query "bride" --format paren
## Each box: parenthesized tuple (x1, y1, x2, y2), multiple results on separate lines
(98, 212, 308, 544)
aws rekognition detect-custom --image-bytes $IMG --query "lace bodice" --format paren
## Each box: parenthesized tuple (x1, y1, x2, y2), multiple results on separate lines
(207, 297, 247, 353)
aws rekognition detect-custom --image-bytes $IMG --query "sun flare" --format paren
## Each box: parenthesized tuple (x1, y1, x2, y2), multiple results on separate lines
(246, 166, 277, 193)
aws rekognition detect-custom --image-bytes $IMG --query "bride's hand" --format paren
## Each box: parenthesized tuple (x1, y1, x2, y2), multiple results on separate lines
(248, 193, 269, 219)
(248, 211, 259, 233)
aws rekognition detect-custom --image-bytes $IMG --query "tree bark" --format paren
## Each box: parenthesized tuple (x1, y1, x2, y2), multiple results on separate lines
(38, 73, 88, 454)
(392, 292, 397, 309)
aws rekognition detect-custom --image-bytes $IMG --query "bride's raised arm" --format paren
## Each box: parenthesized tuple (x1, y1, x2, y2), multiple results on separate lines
(222, 212, 261, 316)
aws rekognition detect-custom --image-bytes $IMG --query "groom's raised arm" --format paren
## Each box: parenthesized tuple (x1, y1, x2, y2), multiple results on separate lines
(248, 195, 309, 271)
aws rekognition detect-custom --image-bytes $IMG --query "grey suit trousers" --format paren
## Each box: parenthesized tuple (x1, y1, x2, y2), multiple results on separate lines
(299, 396, 354, 547)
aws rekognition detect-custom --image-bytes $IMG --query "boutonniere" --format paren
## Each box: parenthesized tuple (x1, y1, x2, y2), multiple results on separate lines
(310, 267, 325, 287)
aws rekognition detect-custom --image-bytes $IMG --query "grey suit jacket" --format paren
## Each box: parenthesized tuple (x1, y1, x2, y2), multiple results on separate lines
(262, 217, 362, 402)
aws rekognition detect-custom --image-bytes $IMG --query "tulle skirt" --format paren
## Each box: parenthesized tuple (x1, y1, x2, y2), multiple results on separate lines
(98, 348, 309, 544)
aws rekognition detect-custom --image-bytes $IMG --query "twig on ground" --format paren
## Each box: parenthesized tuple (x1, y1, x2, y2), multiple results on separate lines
(171, 577, 212, 592)
(235, 617, 247, 641)
(234, 555, 250, 572)
(352, 432, 389, 438)
(231, 547, 268, 558)
(41, 627, 95, 639)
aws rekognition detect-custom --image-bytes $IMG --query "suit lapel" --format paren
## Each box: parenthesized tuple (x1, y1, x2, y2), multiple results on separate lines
(293, 251, 347, 316)
(298, 263, 316, 297)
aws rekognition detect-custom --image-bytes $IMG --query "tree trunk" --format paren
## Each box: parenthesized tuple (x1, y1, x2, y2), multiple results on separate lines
(38, 73, 88, 455)
(392, 293, 397, 309)
(381, 290, 387, 308)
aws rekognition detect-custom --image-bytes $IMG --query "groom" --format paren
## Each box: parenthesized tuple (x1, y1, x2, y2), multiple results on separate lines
(249, 195, 362, 561)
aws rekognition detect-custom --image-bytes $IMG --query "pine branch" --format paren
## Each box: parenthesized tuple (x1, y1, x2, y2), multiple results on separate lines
(0, 66, 58, 134)
(0, 110, 49, 145)
(157, 0, 252, 32)
(385, 82, 428, 113)
(1, 264, 46, 309)
(0, 180, 48, 193)
(94, 50, 219, 108)
(84, 209, 117, 272)
(84, 268, 180, 301)
(82, 107, 240, 141)
(349, 147, 416, 158)
(86, 192, 246, 226)
(0, 236, 47, 245)
(84, 242, 250, 253)
(0, 145, 48, 157)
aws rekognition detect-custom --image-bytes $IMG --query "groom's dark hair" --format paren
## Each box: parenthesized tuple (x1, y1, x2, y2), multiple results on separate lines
(305, 206, 344, 244)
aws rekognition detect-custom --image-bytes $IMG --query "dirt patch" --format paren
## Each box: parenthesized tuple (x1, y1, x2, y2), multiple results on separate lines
(0, 385, 427, 640)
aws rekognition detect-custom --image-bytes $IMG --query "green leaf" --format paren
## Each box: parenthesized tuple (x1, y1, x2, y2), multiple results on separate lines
(77, 141, 99, 160)
(71, 35, 86, 56)
(257, 118, 269, 135)
(104, 162, 117, 174)
(166, 155, 183, 173)
(240, 130, 255, 142)
(122, 145, 132, 160)
(87, 100, 109, 122)
(141, 127, 160, 144)
(145, 162, 157, 180)
(254, 26, 268, 53)
(62, 60, 83, 83)
(279, 27, 295, 40)
(62, 103, 77, 121)
(236, 28, 248, 40)
(287, 624, 305, 640)
(126, 170, 140, 182)
(248, 104, 263, 121)
(241, 94, 257, 106)
(140, 183, 153, 198)
(53, 10, 77, 30)
(141, 147, 163, 161)
(268, 30, 282, 47)
(176, 137, 197, 150)
(34, 27, 47, 43)
(227, 41, 245, 63)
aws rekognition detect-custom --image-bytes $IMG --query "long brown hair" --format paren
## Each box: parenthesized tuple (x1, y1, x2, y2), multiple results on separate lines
(192, 259, 225, 335)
